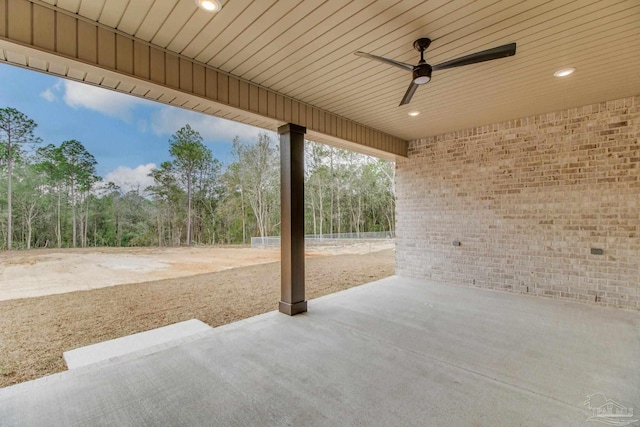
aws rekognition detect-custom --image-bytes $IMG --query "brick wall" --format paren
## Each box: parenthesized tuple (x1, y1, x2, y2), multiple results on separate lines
(395, 95, 640, 309)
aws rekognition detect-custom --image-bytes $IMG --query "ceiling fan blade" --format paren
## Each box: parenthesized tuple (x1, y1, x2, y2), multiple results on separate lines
(355, 51, 414, 72)
(399, 82, 418, 106)
(432, 43, 516, 71)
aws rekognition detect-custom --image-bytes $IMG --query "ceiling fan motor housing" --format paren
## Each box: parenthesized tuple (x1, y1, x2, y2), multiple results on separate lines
(413, 64, 432, 85)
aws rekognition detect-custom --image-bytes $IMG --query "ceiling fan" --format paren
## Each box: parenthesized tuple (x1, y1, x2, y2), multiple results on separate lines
(355, 38, 516, 106)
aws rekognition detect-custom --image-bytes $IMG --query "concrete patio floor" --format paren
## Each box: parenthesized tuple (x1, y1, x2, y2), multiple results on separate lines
(1, 276, 639, 426)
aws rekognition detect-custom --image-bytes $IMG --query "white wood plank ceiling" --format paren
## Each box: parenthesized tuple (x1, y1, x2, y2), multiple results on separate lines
(23, 0, 640, 140)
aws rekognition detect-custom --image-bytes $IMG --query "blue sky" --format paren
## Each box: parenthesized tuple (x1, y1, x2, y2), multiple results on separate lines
(0, 62, 263, 191)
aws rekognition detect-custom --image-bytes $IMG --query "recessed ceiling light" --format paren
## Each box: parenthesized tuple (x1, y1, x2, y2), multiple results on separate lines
(408, 111, 420, 117)
(554, 67, 575, 77)
(195, 0, 222, 12)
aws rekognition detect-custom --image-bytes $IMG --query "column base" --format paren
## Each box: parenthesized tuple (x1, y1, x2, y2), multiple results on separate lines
(279, 300, 307, 316)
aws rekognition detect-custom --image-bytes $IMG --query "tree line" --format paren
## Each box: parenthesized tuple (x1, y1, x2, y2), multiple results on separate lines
(0, 107, 395, 250)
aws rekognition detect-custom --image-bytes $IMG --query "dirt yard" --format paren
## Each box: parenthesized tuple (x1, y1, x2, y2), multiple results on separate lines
(0, 242, 393, 300)
(0, 246, 394, 388)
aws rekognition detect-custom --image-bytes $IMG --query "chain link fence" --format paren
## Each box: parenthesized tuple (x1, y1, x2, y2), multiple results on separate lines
(251, 231, 395, 248)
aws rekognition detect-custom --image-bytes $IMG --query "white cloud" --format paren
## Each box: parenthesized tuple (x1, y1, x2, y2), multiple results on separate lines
(148, 107, 263, 142)
(104, 163, 157, 193)
(40, 81, 62, 102)
(40, 88, 56, 102)
(62, 80, 145, 122)
(42, 78, 267, 142)
(41, 78, 268, 141)
(136, 119, 148, 133)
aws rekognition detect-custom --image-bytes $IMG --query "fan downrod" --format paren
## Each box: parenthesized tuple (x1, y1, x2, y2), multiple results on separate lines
(413, 38, 432, 52)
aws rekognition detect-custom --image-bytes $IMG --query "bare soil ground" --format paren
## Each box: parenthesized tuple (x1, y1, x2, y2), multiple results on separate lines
(0, 242, 393, 300)
(0, 247, 394, 388)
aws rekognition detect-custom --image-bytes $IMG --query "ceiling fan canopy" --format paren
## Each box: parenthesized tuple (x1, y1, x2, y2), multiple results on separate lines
(355, 38, 517, 106)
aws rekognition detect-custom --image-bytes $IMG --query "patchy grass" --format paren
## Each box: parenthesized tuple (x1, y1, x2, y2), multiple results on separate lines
(0, 250, 394, 388)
